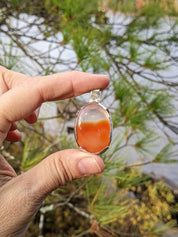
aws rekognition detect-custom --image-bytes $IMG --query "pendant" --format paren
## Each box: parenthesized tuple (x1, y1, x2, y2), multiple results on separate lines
(74, 90, 112, 154)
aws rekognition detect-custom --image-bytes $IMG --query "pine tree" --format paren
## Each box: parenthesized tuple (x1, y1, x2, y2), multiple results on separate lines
(0, 0, 178, 236)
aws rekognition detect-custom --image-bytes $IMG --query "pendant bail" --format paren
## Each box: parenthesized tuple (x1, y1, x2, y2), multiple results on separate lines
(89, 89, 101, 103)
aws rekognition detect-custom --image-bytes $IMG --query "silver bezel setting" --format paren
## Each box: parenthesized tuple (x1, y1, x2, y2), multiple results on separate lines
(74, 102, 113, 155)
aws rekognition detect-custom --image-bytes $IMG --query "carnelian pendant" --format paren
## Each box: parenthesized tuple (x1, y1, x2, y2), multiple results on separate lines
(74, 90, 112, 154)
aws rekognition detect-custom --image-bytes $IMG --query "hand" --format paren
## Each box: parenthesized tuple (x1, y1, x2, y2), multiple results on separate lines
(0, 66, 109, 237)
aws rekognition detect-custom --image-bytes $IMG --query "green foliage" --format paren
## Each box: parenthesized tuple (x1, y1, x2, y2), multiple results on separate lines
(149, 91, 174, 117)
(115, 172, 177, 236)
(88, 180, 127, 225)
(106, 0, 136, 13)
(44, 0, 112, 73)
(21, 124, 77, 171)
(113, 78, 152, 130)
(153, 143, 178, 163)
(134, 131, 159, 155)
(58, 132, 77, 150)
(115, 166, 150, 189)
(108, 0, 177, 16)
(139, 1, 166, 26)
(21, 138, 49, 171)
(82, 167, 177, 236)
(0, 0, 178, 236)
(46, 0, 98, 23)
(21, 127, 51, 171)
(0, 41, 19, 70)
(120, 192, 175, 236)
(10, 0, 26, 7)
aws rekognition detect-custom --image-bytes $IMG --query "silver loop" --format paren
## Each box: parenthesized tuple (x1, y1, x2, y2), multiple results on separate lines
(89, 89, 101, 103)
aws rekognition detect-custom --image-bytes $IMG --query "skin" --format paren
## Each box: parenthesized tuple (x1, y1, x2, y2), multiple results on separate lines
(0, 66, 109, 237)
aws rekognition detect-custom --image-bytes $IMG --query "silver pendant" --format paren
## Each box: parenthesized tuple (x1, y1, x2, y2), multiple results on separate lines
(74, 90, 112, 154)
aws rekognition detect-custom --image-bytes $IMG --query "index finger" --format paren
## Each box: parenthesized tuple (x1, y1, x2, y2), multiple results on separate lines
(0, 71, 109, 141)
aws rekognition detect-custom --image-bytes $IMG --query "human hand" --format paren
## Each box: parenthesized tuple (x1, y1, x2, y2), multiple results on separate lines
(0, 66, 109, 237)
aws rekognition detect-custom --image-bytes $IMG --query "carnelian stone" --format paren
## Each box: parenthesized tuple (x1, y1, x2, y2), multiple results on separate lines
(75, 103, 112, 154)
(76, 120, 111, 153)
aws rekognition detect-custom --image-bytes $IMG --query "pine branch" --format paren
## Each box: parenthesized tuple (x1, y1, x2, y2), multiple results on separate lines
(67, 202, 92, 220)
(54, 176, 93, 207)
(104, 45, 177, 135)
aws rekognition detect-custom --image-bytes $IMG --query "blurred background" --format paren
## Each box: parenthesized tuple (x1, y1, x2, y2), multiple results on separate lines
(0, 0, 178, 236)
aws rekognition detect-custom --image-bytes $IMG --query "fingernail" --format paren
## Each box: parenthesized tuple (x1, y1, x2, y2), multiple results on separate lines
(78, 156, 105, 176)
(35, 107, 40, 117)
(96, 74, 109, 78)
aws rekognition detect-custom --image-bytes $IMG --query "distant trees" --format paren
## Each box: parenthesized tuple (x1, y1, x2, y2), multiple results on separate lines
(0, 0, 178, 236)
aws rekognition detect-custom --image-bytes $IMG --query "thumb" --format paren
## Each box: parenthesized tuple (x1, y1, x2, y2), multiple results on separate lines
(23, 149, 104, 199)
(0, 150, 104, 236)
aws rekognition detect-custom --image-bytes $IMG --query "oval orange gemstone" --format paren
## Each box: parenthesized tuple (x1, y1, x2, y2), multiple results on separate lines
(75, 103, 112, 154)
(76, 120, 111, 153)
